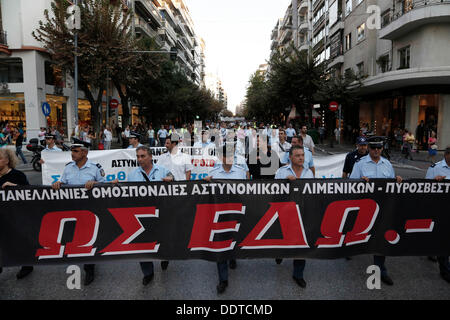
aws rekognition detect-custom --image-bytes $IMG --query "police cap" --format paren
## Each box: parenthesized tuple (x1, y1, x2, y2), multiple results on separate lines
(129, 131, 141, 140)
(367, 136, 384, 148)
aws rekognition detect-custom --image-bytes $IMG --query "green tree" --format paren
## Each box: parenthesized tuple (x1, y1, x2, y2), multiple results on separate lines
(316, 68, 363, 145)
(244, 70, 271, 121)
(33, 0, 139, 133)
(267, 46, 326, 125)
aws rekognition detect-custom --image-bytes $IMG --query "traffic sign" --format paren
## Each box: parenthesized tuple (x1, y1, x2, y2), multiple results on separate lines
(329, 101, 339, 112)
(109, 99, 119, 109)
(42, 102, 51, 117)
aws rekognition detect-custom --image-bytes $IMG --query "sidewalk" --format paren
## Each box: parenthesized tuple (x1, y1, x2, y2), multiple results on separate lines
(315, 140, 444, 170)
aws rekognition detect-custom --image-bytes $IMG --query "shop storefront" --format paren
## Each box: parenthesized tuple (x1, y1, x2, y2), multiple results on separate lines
(359, 96, 406, 136)
(358, 89, 450, 149)
(0, 93, 26, 130)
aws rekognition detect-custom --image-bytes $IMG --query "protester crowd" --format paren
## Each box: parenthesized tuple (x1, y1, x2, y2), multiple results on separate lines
(0, 118, 449, 294)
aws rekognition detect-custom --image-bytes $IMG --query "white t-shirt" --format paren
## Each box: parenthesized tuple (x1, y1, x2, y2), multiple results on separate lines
(38, 130, 46, 141)
(302, 134, 315, 151)
(148, 129, 155, 138)
(156, 149, 193, 181)
(104, 129, 112, 142)
(272, 140, 291, 159)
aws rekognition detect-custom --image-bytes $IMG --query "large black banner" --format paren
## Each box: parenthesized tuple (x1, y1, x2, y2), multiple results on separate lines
(1, 179, 449, 267)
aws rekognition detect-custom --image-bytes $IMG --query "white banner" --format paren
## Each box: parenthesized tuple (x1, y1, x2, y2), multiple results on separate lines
(42, 147, 217, 185)
(42, 147, 346, 185)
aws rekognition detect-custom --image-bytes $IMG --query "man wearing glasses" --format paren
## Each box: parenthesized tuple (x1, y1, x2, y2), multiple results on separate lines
(52, 141, 106, 286)
(350, 136, 403, 286)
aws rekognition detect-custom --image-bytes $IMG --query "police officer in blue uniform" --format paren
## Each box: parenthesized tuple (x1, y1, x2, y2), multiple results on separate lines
(342, 137, 369, 178)
(281, 135, 315, 177)
(52, 141, 106, 285)
(350, 136, 403, 286)
(127, 132, 144, 149)
(425, 147, 450, 283)
(126, 146, 174, 285)
(275, 145, 314, 288)
(203, 143, 247, 294)
(39, 134, 63, 165)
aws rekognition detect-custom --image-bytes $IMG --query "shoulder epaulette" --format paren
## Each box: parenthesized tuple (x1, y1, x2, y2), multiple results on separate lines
(65, 161, 72, 166)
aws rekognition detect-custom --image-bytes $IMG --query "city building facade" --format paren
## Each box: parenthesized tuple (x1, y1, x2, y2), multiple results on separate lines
(0, 0, 205, 140)
(271, 0, 450, 149)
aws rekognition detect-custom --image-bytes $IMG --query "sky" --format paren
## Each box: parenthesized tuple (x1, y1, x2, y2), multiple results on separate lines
(184, 0, 292, 114)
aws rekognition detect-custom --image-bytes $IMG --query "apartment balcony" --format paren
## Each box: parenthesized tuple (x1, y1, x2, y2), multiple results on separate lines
(299, 1, 309, 13)
(327, 55, 344, 69)
(280, 28, 293, 45)
(298, 42, 309, 52)
(134, 16, 159, 39)
(271, 39, 279, 50)
(360, 66, 450, 95)
(313, 13, 326, 29)
(298, 19, 309, 32)
(159, 20, 178, 44)
(313, 0, 325, 11)
(271, 28, 278, 40)
(380, 0, 450, 40)
(135, 0, 163, 27)
(329, 19, 344, 36)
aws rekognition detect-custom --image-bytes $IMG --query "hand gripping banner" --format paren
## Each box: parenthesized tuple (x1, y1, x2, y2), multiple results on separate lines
(0, 179, 449, 267)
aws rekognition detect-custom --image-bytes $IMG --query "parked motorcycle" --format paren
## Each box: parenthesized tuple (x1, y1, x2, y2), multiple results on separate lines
(26, 138, 44, 172)
(26, 138, 71, 172)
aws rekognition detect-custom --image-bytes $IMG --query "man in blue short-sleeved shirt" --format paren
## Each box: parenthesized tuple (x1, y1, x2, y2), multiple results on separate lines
(275, 145, 313, 289)
(126, 146, 173, 286)
(425, 147, 450, 283)
(281, 135, 315, 176)
(204, 143, 247, 294)
(52, 142, 106, 286)
(349, 136, 402, 286)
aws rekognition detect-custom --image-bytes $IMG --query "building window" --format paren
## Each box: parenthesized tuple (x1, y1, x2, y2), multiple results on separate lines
(357, 23, 365, 42)
(377, 54, 390, 73)
(0, 58, 24, 83)
(345, 33, 352, 51)
(381, 10, 391, 28)
(345, 0, 352, 16)
(357, 62, 364, 76)
(398, 46, 410, 69)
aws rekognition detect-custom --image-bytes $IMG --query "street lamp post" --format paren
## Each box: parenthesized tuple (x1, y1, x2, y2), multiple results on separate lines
(74, 0, 79, 128)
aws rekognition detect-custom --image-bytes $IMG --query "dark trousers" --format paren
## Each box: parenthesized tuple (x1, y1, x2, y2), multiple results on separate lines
(159, 138, 166, 146)
(16, 146, 27, 164)
(437, 256, 450, 274)
(293, 259, 306, 279)
(374, 255, 387, 275)
(140, 262, 154, 277)
(217, 261, 228, 282)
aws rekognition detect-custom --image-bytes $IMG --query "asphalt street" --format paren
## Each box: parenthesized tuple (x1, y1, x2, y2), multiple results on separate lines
(1, 149, 449, 300)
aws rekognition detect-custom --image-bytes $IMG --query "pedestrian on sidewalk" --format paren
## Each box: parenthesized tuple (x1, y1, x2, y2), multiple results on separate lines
(300, 125, 315, 155)
(103, 126, 113, 150)
(13, 128, 27, 164)
(147, 124, 155, 147)
(427, 131, 438, 163)
(402, 129, 415, 160)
